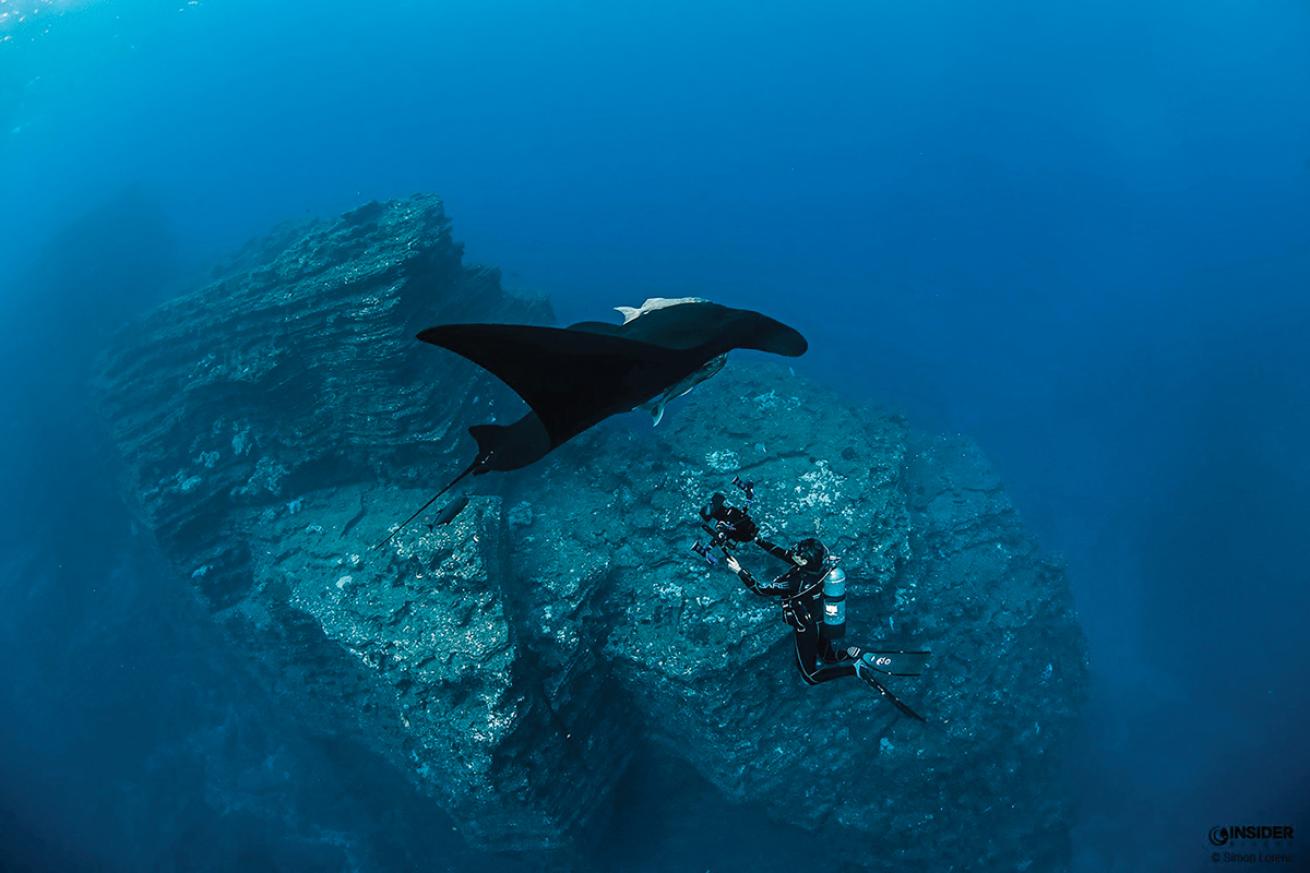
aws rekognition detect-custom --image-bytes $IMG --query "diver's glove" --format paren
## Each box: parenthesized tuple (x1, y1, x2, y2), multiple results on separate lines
(724, 554, 762, 592)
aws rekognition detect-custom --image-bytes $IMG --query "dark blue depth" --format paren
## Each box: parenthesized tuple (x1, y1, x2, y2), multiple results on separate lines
(2, 1, 1307, 870)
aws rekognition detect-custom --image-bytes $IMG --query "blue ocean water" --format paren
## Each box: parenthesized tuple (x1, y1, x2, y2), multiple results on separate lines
(2, 1, 1308, 870)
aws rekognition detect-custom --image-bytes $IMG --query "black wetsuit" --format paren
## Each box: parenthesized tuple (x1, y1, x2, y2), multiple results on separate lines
(734, 538, 860, 684)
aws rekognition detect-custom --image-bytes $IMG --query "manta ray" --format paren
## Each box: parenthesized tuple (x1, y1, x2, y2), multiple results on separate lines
(620, 297, 726, 425)
(375, 298, 806, 547)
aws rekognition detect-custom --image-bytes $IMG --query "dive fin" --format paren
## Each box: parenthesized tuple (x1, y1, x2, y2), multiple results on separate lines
(856, 661, 926, 721)
(862, 649, 931, 677)
(650, 402, 665, 426)
(373, 456, 482, 550)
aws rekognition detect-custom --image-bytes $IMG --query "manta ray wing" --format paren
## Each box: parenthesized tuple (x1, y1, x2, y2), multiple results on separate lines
(381, 304, 806, 548)
(609, 301, 808, 356)
(417, 323, 695, 447)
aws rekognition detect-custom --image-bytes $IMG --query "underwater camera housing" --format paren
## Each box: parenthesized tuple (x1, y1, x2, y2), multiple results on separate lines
(691, 478, 758, 564)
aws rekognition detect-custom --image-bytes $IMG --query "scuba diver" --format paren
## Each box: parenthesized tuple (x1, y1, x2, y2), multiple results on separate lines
(697, 489, 928, 720)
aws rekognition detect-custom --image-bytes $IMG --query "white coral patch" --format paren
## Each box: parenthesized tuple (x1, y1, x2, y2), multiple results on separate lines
(794, 460, 845, 509)
(705, 450, 740, 472)
(754, 390, 801, 412)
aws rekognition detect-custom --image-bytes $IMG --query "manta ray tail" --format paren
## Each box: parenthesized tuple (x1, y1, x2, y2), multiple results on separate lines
(372, 456, 482, 550)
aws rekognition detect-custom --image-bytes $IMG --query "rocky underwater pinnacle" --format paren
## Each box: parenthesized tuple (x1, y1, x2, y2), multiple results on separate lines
(97, 195, 1089, 869)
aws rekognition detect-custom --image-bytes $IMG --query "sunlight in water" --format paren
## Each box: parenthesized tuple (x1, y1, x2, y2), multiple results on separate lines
(0, 0, 207, 43)
(0, 0, 109, 42)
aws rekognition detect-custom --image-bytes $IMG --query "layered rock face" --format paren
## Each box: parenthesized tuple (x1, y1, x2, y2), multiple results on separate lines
(98, 196, 1088, 869)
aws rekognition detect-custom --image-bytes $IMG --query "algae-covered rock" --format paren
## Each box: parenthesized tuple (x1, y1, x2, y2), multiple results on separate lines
(98, 195, 1088, 868)
(513, 367, 1087, 870)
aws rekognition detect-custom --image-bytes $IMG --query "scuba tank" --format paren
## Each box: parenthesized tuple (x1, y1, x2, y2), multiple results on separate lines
(820, 565, 847, 639)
